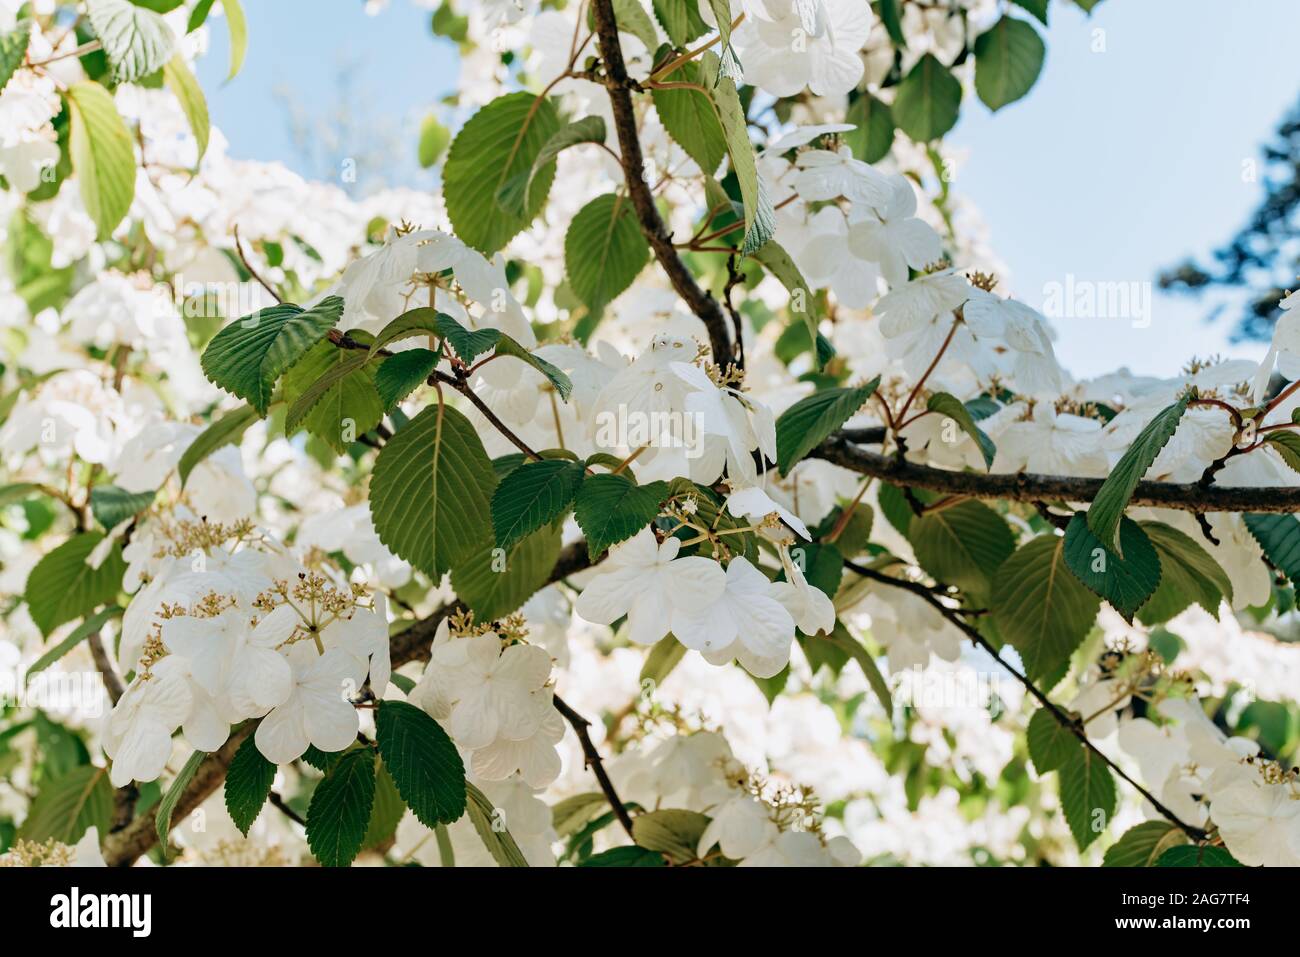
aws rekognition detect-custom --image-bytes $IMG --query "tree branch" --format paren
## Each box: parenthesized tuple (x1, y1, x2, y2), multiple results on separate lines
(816, 435, 1300, 513)
(843, 560, 1208, 841)
(553, 693, 636, 839)
(589, 0, 734, 364)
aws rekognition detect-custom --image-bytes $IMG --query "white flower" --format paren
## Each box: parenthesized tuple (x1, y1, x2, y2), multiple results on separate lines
(161, 607, 292, 722)
(846, 174, 943, 287)
(698, 793, 779, 860)
(962, 292, 1064, 396)
(874, 269, 972, 340)
(1212, 778, 1300, 867)
(726, 481, 810, 540)
(672, 554, 795, 668)
(740, 829, 833, 867)
(469, 690, 565, 787)
(254, 645, 365, 764)
(736, 0, 873, 98)
(770, 543, 836, 637)
(103, 657, 193, 786)
(574, 528, 727, 645)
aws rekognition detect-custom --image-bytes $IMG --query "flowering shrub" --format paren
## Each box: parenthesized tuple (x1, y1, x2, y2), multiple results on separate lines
(1, 0, 1297, 871)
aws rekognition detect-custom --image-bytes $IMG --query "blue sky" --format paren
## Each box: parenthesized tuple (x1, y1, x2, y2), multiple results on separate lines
(197, 0, 1300, 379)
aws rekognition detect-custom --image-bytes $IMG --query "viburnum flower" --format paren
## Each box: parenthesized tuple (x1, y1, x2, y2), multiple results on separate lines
(725, 481, 811, 540)
(574, 528, 727, 646)
(962, 291, 1064, 396)
(672, 360, 778, 487)
(846, 174, 943, 287)
(469, 689, 565, 787)
(672, 555, 795, 661)
(1211, 777, 1300, 867)
(793, 146, 894, 208)
(698, 793, 780, 859)
(103, 656, 194, 787)
(161, 606, 293, 721)
(254, 644, 365, 764)
(771, 542, 836, 637)
(734, 0, 874, 98)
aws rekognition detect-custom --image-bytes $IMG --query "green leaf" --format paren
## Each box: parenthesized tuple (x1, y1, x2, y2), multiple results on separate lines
(926, 391, 996, 469)
(552, 792, 610, 838)
(451, 521, 563, 621)
(25, 606, 123, 682)
(909, 500, 1016, 600)
(368, 307, 444, 357)
(1026, 707, 1080, 774)
(1063, 513, 1161, 624)
(0, 19, 32, 94)
(640, 634, 688, 689)
(156, 749, 205, 859)
(1087, 396, 1190, 555)
(593, 0, 659, 49)
(844, 93, 895, 164)
(306, 747, 376, 867)
(991, 535, 1101, 685)
(493, 335, 574, 400)
(218, 0, 247, 81)
(565, 193, 651, 312)
(374, 700, 467, 827)
(86, 0, 176, 84)
(417, 113, 450, 168)
(187, 0, 216, 32)
(653, 0, 710, 45)
(282, 340, 385, 453)
(704, 0, 742, 76)
(362, 762, 406, 850)
(89, 484, 155, 529)
(776, 379, 880, 475)
(824, 624, 893, 714)
(1103, 821, 1189, 867)
(1155, 844, 1243, 867)
(1137, 522, 1233, 624)
(434, 311, 500, 363)
(1243, 513, 1300, 587)
(749, 239, 827, 371)
(580, 845, 666, 867)
(498, 115, 607, 219)
(653, 61, 727, 173)
(491, 458, 585, 550)
(701, 51, 773, 254)
(1263, 430, 1300, 473)
(574, 474, 669, 557)
(18, 764, 113, 845)
(973, 15, 1046, 111)
(465, 781, 530, 867)
(178, 404, 257, 484)
(632, 809, 711, 864)
(374, 348, 437, 411)
(892, 53, 962, 143)
(65, 81, 136, 239)
(200, 297, 343, 415)
(25, 533, 127, 637)
(1011, 0, 1050, 26)
(443, 92, 562, 254)
(1058, 747, 1116, 851)
(224, 734, 275, 838)
(162, 54, 209, 160)
(369, 403, 497, 580)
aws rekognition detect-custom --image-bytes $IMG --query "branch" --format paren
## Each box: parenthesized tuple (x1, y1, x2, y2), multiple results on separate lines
(88, 630, 125, 705)
(552, 693, 636, 839)
(589, 0, 734, 364)
(843, 560, 1208, 841)
(816, 435, 1300, 513)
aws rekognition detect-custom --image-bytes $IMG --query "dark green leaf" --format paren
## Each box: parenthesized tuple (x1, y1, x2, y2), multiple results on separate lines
(374, 700, 467, 827)
(89, 485, 155, 529)
(574, 474, 669, 557)
(178, 404, 258, 484)
(224, 735, 275, 838)
(565, 193, 650, 312)
(492, 458, 585, 549)
(892, 53, 962, 142)
(776, 379, 880, 475)
(1103, 821, 1188, 867)
(926, 391, 996, 468)
(305, 747, 376, 867)
(974, 16, 1046, 111)
(1059, 747, 1116, 851)
(1026, 706, 1079, 774)
(25, 533, 127, 637)
(1063, 514, 1161, 624)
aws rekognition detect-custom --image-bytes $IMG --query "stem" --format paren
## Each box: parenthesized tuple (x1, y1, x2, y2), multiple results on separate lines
(552, 694, 636, 839)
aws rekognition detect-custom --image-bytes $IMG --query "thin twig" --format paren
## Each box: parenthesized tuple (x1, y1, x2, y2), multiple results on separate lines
(552, 694, 636, 839)
(233, 225, 282, 303)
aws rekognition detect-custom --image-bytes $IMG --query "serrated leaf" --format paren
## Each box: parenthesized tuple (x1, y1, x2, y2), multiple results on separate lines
(1087, 396, 1190, 555)
(491, 458, 585, 550)
(89, 484, 155, 529)
(776, 379, 880, 475)
(1243, 512, 1300, 587)
(0, 19, 32, 95)
(565, 192, 650, 312)
(574, 473, 669, 557)
(374, 700, 467, 827)
(701, 51, 773, 254)
(65, 81, 136, 239)
(1026, 706, 1080, 774)
(498, 115, 606, 218)
(25, 533, 127, 637)
(162, 54, 209, 161)
(435, 311, 501, 363)
(368, 307, 443, 357)
(892, 53, 962, 142)
(156, 749, 205, 859)
(465, 781, 530, 867)
(552, 792, 609, 838)
(992, 535, 1100, 685)
(443, 92, 562, 255)
(86, 0, 176, 84)
(1155, 844, 1243, 867)
(653, 61, 726, 173)
(926, 391, 996, 468)
(844, 92, 895, 164)
(362, 762, 405, 850)
(178, 403, 257, 484)
(1103, 821, 1188, 867)
(451, 522, 563, 621)
(579, 845, 666, 866)
(750, 238, 827, 371)
(282, 339, 384, 452)
(305, 747, 376, 867)
(1263, 430, 1300, 473)
(25, 606, 123, 682)
(224, 734, 275, 837)
(493, 335, 574, 400)
(632, 808, 710, 864)
(200, 297, 343, 415)
(909, 500, 1016, 600)
(653, 0, 710, 45)
(1059, 747, 1116, 851)
(370, 404, 496, 579)
(1063, 513, 1161, 623)
(18, 764, 112, 845)
(1136, 521, 1233, 624)
(374, 348, 436, 411)
(974, 15, 1046, 111)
